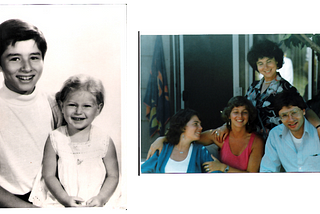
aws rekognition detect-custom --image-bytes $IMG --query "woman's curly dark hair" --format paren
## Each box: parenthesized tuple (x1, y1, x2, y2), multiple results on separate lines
(247, 39, 284, 72)
(165, 108, 201, 145)
(221, 96, 257, 133)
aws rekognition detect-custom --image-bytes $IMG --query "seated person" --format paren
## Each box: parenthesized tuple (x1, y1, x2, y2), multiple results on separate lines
(147, 96, 265, 173)
(141, 109, 215, 173)
(260, 88, 320, 172)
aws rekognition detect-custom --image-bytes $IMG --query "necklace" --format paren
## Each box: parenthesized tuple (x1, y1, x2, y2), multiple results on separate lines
(174, 146, 188, 154)
(262, 79, 273, 93)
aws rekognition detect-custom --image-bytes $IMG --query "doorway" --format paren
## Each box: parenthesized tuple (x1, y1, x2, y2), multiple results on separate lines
(179, 35, 235, 130)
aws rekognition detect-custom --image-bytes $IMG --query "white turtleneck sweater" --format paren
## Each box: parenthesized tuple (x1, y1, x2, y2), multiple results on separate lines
(0, 84, 53, 195)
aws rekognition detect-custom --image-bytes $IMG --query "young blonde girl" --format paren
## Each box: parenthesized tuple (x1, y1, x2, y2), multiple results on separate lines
(30, 74, 119, 207)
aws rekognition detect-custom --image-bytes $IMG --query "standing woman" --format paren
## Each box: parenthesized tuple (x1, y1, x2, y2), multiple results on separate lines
(215, 39, 320, 141)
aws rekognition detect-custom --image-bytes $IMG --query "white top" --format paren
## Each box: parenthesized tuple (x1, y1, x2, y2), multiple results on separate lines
(165, 144, 193, 173)
(29, 125, 111, 207)
(289, 131, 303, 151)
(0, 84, 53, 194)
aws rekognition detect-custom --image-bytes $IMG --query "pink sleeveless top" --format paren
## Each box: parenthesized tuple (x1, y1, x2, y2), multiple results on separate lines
(220, 133, 255, 171)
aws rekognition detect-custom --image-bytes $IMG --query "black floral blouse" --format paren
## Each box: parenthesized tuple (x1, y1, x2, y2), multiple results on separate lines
(245, 73, 299, 140)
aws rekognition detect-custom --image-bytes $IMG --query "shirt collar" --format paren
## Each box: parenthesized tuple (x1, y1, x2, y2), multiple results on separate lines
(0, 82, 39, 106)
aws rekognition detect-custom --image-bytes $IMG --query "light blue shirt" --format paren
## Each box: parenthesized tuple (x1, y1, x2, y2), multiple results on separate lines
(260, 118, 320, 172)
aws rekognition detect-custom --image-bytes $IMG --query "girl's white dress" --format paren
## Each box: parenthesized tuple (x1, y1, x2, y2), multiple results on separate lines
(29, 125, 110, 207)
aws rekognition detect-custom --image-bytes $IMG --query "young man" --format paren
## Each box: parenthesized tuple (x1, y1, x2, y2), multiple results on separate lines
(260, 88, 320, 172)
(0, 19, 62, 208)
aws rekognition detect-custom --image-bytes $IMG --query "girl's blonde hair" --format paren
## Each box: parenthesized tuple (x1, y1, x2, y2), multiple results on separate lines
(56, 74, 105, 111)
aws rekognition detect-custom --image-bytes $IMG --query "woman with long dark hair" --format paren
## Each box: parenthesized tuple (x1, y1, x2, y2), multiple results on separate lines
(141, 109, 215, 173)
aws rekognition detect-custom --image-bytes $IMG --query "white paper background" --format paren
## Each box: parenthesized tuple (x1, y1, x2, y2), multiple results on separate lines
(0, 2, 126, 212)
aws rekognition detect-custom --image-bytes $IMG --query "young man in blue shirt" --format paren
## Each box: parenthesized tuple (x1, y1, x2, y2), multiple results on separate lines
(260, 88, 320, 172)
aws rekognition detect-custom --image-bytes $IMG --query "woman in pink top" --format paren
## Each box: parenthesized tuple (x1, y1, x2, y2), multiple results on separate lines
(201, 96, 264, 172)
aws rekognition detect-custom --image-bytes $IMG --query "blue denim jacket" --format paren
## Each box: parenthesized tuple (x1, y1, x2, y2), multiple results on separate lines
(141, 142, 217, 173)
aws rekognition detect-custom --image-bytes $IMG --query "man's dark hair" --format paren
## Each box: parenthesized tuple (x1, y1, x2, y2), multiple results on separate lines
(0, 19, 47, 66)
(274, 87, 307, 116)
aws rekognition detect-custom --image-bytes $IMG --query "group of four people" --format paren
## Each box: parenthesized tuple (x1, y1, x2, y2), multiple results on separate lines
(142, 39, 320, 173)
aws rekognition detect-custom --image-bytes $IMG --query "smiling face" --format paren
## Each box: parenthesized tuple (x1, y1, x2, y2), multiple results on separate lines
(229, 106, 249, 129)
(61, 90, 102, 135)
(256, 57, 278, 82)
(0, 39, 43, 94)
(182, 115, 202, 142)
(279, 105, 305, 138)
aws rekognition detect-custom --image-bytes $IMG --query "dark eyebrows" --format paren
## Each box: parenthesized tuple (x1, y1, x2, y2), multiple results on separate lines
(30, 52, 42, 56)
(257, 57, 272, 63)
(5, 53, 20, 58)
(5, 52, 41, 58)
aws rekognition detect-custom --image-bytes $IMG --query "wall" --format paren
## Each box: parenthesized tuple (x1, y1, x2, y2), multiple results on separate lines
(140, 35, 171, 160)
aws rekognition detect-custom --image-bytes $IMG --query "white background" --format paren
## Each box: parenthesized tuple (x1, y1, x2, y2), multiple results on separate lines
(0, 3, 125, 212)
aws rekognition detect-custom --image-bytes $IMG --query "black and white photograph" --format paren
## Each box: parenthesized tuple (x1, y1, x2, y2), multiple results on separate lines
(0, 3, 126, 210)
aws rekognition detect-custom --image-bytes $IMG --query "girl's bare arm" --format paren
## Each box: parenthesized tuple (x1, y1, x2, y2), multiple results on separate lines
(87, 138, 119, 207)
(42, 137, 84, 207)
